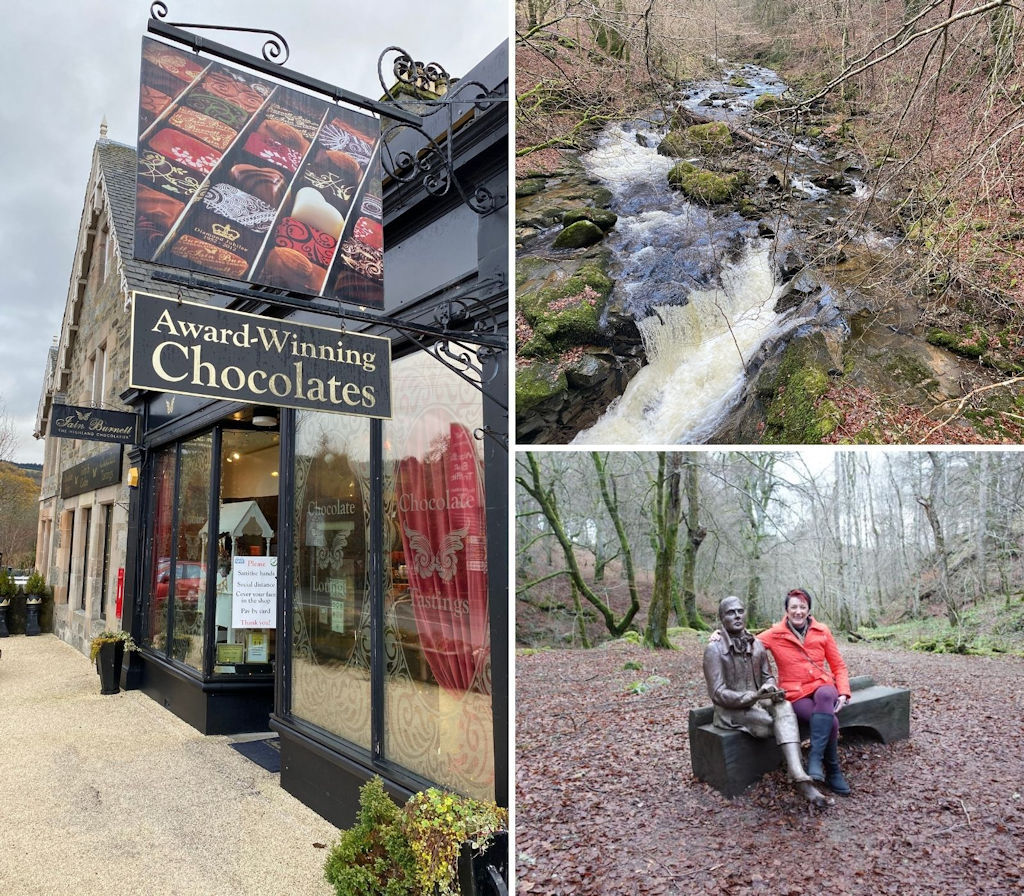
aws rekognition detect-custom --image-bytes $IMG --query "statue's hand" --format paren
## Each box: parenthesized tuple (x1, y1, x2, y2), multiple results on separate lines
(756, 682, 780, 700)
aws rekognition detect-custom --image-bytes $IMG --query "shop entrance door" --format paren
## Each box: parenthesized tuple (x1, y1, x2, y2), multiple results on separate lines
(212, 428, 280, 676)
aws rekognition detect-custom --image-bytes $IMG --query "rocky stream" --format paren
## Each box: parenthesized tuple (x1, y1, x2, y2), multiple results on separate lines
(516, 62, 1020, 445)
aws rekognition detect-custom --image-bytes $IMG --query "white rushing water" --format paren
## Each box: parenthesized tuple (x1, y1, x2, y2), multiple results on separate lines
(572, 243, 786, 445)
(568, 63, 865, 445)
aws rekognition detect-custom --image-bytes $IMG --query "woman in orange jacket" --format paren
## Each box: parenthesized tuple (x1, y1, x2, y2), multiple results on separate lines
(757, 588, 851, 795)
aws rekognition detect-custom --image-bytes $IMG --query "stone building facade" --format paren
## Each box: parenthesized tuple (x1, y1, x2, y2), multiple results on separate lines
(35, 136, 138, 654)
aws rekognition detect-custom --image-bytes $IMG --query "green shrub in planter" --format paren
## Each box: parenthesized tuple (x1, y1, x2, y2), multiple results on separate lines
(404, 788, 508, 896)
(24, 571, 47, 599)
(324, 777, 418, 896)
(324, 778, 508, 896)
(0, 570, 16, 603)
(89, 630, 138, 662)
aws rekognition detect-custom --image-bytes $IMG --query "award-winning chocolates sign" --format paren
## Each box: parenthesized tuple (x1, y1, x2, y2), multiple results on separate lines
(135, 38, 384, 307)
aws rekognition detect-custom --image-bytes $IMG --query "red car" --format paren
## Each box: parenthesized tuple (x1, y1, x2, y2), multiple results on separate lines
(154, 560, 205, 603)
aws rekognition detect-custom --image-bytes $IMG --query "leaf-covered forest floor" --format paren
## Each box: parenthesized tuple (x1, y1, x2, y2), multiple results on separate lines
(514, 637, 1024, 895)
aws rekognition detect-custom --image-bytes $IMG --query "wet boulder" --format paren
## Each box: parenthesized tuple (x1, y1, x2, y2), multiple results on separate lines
(516, 361, 568, 417)
(562, 207, 618, 233)
(684, 121, 733, 154)
(811, 173, 856, 195)
(553, 219, 605, 249)
(656, 129, 691, 157)
(777, 249, 805, 280)
(753, 93, 790, 112)
(668, 162, 743, 205)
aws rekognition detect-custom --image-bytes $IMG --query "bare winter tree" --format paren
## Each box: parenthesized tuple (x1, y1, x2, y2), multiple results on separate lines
(0, 400, 15, 465)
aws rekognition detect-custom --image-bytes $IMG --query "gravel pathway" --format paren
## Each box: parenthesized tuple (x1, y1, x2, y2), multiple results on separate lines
(0, 634, 339, 896)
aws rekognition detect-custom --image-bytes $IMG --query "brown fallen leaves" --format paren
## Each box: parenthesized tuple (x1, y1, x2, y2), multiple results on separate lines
(515, 638, 1024, 895)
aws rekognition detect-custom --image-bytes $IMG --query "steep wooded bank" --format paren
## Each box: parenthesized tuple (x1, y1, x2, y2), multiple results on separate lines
(516, 1, 1024, 444)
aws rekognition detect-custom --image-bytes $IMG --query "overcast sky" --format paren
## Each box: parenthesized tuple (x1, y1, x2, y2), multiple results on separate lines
(0, 0, 510, 464)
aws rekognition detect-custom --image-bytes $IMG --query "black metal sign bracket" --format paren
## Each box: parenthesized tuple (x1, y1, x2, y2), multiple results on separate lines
(147, 2, 422, 126)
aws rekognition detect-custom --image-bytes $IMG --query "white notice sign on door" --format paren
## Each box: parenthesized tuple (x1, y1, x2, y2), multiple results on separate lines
(232, 556, 277, 628)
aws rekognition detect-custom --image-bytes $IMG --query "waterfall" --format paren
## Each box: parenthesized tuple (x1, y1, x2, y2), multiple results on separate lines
(572, 244, 785, 445)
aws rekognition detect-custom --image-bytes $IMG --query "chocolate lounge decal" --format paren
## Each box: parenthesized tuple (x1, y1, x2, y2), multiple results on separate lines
(50, 404, 141, 445)
(129, 291, 392, 418)
(134, 37, 385, 308)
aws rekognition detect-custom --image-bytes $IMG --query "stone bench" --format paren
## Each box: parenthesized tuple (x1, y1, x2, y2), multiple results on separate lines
(688, 675, 910, 797)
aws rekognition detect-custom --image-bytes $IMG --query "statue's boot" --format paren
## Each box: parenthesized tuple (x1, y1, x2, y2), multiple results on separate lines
(780, 740, 833, 807)
(795, 779, 833, 807)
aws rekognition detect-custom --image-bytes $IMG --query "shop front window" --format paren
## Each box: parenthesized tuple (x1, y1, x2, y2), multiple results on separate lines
(146, 448, 177, 653)
(291, 413, 371, 751)
(287, 352, 493, 799)
(383, 351, 492, 800)
(145, 428, 279, 677)
(170, 434, 212, 671)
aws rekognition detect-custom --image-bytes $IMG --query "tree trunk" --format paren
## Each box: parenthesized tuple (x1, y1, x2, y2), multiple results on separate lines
(646, 453, 681, 648)
(679, 461, 707, 629)
(518, 453, 640, 637)
(918, 452, 957, 625)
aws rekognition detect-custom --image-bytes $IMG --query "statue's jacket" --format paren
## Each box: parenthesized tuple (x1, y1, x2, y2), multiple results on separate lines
(702, 630, 777, 734)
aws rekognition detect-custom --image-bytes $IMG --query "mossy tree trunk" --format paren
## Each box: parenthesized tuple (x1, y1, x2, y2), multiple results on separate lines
(678, 461, 708, 630)
(518, 453, 640, 638)
(917, 452, 957, 625)
(646, 453, 681, 648)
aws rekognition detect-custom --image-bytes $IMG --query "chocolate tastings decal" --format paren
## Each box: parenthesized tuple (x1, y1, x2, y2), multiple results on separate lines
(50, 404, 140, 445)
(135, 38, 384, 307)
(129, 291, 391, 418)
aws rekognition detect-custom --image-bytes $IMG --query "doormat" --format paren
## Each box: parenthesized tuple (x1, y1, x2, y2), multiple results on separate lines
(229, 736, 281, 773)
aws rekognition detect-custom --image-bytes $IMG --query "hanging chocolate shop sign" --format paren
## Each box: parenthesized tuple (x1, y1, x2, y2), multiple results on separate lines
(129, 291, 391, 418)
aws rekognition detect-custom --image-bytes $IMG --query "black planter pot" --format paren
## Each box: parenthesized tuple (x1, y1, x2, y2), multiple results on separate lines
(0, 601, 9, 637)
(25, 600, 42, 636)
(97, 641, 125, 695)
(458, 831, 508, 896)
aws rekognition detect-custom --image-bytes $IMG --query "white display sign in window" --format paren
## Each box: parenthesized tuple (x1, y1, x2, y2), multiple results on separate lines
(232, 556, 277, 628)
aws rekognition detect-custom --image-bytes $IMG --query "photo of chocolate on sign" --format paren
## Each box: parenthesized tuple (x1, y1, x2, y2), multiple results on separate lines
(134, 37, 385, 307)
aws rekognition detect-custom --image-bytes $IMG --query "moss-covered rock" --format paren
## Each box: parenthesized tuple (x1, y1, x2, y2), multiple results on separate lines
(760, 338, 841, 443)
(531, 289, 603, 344)
(519, 257, 613, 351)
(516, 177, 548, 198)
(562, 207, 618, 232)
(515, 319, 554, 358)
(684, 121, 733, 153)
(667, 162, 742, 205)
(927, 327, 989, 359)
(753, 93, 789, 112)
(516, 360, 568, 413)
(553, 219, 605, 249)
(658, 121, 733, 158)
(656, 129, 691, 157)
(515, 177, 614, 231)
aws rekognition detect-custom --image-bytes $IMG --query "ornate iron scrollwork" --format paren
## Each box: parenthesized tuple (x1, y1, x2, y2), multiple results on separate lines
(386, 285, 507, 416)
(377, 46, 507, 216)
(149, 2, 290, 64)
